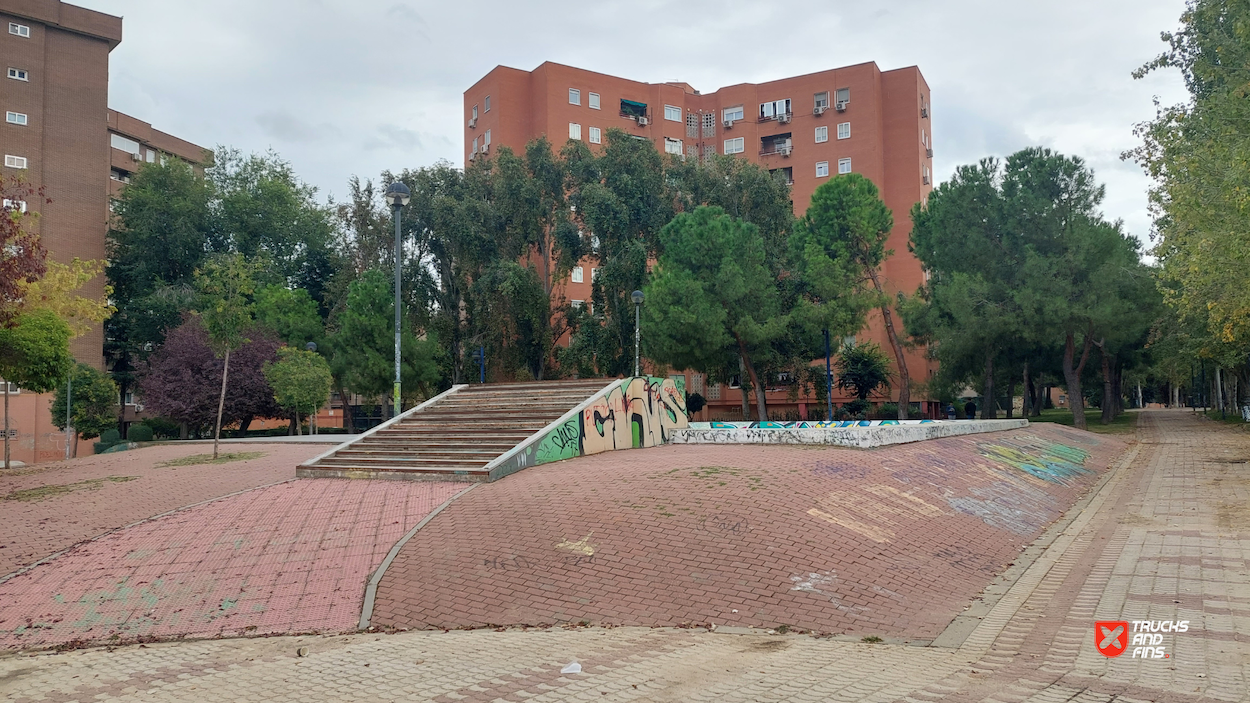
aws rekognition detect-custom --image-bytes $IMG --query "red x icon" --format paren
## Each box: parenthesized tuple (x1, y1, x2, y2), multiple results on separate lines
(1095, 621, 1129, 657)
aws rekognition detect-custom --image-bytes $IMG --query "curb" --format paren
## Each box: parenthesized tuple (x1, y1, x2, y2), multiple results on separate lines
(358, 484, 478, 630)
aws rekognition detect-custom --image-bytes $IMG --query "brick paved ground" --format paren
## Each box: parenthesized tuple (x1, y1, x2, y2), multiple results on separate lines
(371, 424, 1124, 638)
(0, 443, 324, 576)
(0, 479, 466, 650)
(3, 410, 1247, 702)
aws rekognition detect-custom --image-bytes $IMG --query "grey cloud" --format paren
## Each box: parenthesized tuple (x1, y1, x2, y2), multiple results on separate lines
(256, 110, 341, 143)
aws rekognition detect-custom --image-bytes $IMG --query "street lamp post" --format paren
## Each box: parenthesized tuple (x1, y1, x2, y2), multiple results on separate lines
(632, 290, 644, 377)
(306, 342, 318, 435)
(384, 182, 411, 418)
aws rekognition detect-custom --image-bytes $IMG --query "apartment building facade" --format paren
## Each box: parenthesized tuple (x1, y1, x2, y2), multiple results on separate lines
(464, 61, 939, 419)
(1, 0, 209, 463)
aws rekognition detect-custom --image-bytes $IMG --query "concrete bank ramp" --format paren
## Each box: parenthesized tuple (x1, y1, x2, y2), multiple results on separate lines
(298, 377, 688, 482)
(369, 423, 1127, 638)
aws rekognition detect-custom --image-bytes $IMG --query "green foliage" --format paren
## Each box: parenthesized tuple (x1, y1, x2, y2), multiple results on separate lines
(51, 363, 120, 440)
(0, 310, 72, 394)
(126, 424, 154, 442)
(643, 206, 792, 421)
(329, 269, 442, 405)
(99, 428, 121, 444)
(253, 284, 323, 348)
(836, 342, 893, 400)
(264, 346, 333, 418)
(194, 253, 259, 355)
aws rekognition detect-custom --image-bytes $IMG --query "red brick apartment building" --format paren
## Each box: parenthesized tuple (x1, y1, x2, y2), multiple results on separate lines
(1, 0, 209, 463)
(464, 61, 939, 419)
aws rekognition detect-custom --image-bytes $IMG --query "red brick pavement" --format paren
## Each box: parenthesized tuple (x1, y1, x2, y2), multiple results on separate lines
(0, 443, 324, 576)
(372, 425, 1127, 639)
(0, 478, 466, 650)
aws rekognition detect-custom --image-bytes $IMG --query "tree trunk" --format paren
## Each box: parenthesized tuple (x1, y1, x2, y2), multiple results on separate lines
(237, 415, 253, 438)
(1062, 331, 1093, 430)
(736, 337, 768, 422)
(1022, 362, 1031, 417)
(1112, 362, 1124, 417)
(213, 348, 230, 460)
(1005, 375, 1015, 419)
(866, 268, 910, 419)
(1100, 346, 1114, 425)
(3, 383, 9, 470)
(981, 352, 996, 419)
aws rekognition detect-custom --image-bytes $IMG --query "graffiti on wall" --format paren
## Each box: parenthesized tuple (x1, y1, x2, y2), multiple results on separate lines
(704, 420, 934, 429)
(533, 376, 688, 465)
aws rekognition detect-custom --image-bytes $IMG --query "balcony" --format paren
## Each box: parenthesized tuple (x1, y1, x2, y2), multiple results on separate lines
(757, 111, 793, 124)
(760, 134, 793, 157)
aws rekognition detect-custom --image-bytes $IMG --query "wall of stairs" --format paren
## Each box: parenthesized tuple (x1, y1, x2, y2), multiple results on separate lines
(297, 379, 614, 482)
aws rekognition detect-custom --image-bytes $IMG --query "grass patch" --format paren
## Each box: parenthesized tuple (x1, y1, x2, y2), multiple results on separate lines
(4, 475, 138, 502)
(1027, 408, 1138, 435)
(156, 451, 265, 468)
(861, 635, 883, 643)
(1203, 409, 1248, 426)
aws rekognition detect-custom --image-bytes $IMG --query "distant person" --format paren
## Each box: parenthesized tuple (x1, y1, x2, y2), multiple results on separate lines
(964, 400, 977, 419)
(946, 403, 956, 420)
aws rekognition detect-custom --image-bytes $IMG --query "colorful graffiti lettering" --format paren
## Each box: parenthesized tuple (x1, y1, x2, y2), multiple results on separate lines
(531, 376, 688, 467)
(975, 435, 1093, 485)
(704, 419, 934, 429)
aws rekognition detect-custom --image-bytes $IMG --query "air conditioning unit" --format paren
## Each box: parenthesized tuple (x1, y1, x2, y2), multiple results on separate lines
(134, 404, 145, 413)
(780, 144, 792, 157)
(923, 175, 930, 185)
(723, 119, 734, 129)
(835, 101, 848, 112)
(921, 107, 929, 118)
(637, 116, 649, 126)
(131, 152, 141, 162)
(481, 143, 490, 154)
(469, 117, 477, 128)
(814, 106, 826, 116)
(926, 147, 933, 158)
(778, 113, 791, 124)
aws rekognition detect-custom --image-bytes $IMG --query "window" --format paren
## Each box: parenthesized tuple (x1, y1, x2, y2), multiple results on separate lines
(6, 112, 27, 126)
(591, 267, 598, 281)
(571, 266, 584, 283)
(8, 68, 28, 81)
(2, 198, 28, 213)
(922, 128, 928, 147)
(686, 113, 698, 138)
(702, 144, 714, 164)
(837, 122, 850, 140)
(9, 23, 30, 38)
(664, 137, 683, 155)
(838, 157, 851, 174)
(484, 95, 491, 112)
(471, 136, 478, 154)
(815, 91, 830, 110)
(815, 126, 828, 143)
(472, 105, 478, 120)
(664, 105, 682, 122)
(569, 88, 581, 105)
(723, 105, 744, 122)
(4, 155, 27, 169)
(724, 137, 744, 155)
(702, 113, 715, 137)
(589, 126, 601, 144)
(924, 164, 931, 183)
(146, 150, 156, 163)
(816, 161, 829, 178)
(759, 99, 791, 120)
(571, 300, 584, 309)
(484, 129, 491, 147)
(761, 133, 792, 156)
(589, 92, 600, 110)
(835, 88, 850, 106)
(110, 133, 141, 155)
(569, 123, 581, 140)
(619, 99, 647, 119)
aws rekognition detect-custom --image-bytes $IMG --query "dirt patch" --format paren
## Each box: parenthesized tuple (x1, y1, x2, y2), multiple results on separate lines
(3, 476, 138, 502)
(155, 452, 266, 468)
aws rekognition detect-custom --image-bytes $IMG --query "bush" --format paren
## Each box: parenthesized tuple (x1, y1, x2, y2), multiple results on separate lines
(126, 424, 154, 442)
(686, 392, 706, 415)
(99, 428, 120, 444)
(144, 416, 181, 439)
(876, 402, 899, 419)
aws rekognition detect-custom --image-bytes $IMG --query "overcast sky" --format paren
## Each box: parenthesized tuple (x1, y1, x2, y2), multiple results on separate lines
(81, 0, 1189, 245)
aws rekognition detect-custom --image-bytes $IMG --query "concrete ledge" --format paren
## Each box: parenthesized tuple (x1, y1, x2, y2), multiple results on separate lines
(669, 419, 1028, 449)
(294, 467, 489, 482)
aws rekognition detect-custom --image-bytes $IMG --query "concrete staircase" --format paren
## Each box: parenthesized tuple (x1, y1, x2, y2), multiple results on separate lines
(297, 379, 613, 482)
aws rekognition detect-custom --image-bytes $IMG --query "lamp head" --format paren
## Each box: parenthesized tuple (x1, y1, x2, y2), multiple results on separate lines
(631, 290, 645, 305)
(305, 342, 317, 352)
(384, 182, 411, 208)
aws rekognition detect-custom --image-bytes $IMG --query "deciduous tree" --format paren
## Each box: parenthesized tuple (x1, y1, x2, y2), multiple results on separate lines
(0, 310, 71, 468)
(51, 363, 119, 453)
(264, 347, 332, 435)
(195, 253, 260, 458)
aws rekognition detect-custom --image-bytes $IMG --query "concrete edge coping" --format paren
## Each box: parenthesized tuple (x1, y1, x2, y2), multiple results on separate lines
(931, 436, 1143, 651)
(0, 477, 300, 586)
(670, 418, 1028, 449)
(358, 483, 478, 630)
(482, 378, 625, 474)
(299, 384, 468, 469)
